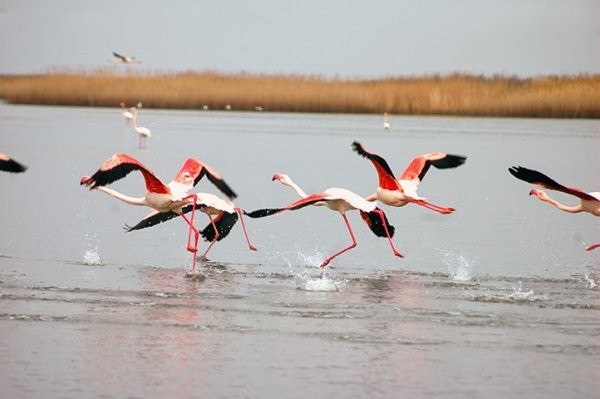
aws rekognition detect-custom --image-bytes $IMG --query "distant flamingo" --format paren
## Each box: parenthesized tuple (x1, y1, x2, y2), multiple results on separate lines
(120, 102, 133, 126)
(383, 112, 390, 130)
(352, 141, 466, 214)
(130, 107, 151, 149)
(80, 153, 240, 273)
(0, 152, 27, 173)
(245, 173, 402, 267)
(509, 166, 600, 251)
(112, 51, 141, 64)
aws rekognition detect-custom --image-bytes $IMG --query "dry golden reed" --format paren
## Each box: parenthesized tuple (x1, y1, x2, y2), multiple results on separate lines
(0, 70, 598, 118)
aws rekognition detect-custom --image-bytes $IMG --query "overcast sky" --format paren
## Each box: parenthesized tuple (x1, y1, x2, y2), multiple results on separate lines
(0, 0, 598, 77)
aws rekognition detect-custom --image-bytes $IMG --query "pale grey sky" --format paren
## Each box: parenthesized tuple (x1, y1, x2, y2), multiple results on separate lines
(0, 0, 598, 77)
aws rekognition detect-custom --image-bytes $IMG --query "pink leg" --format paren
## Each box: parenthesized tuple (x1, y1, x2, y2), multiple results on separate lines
(235, 208, 257, 251)
(180, 194, 200, 273)
(200, 214, 220, 259)
(320, 214, 357, 268)
(414, 199, 455, 214)
(373, 209, 403, 258)
(586, 243, 600, 251)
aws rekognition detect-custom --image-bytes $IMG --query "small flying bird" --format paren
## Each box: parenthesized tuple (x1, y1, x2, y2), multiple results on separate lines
(80, 153, 242, 273)
(130, 107, 151, 149)
(352, 141, 466, 214)
(0, 152, 27, 173)
(112, 51, 141, 64)
(509, 165, 600, 251)
(245, 173, 402, 268)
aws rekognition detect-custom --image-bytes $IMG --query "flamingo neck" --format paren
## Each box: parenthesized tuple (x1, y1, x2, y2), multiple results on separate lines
(282, 179, 309, 199)
(95, 186, 147, 206)
(538, 194, 582, 213)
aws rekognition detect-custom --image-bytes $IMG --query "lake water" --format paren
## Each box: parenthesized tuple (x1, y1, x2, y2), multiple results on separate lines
(0, 103, 598, 398)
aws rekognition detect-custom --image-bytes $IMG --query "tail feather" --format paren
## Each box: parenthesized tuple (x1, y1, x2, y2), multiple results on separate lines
(360, 208, 395, 238)
(201, 212, 238, 242)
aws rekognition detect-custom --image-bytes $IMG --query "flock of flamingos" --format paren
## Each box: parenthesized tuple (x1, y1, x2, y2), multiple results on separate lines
(1, 105, 598, 276)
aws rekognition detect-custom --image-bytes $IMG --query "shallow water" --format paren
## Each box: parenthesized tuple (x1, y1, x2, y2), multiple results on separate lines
(0, 104, 599, 398)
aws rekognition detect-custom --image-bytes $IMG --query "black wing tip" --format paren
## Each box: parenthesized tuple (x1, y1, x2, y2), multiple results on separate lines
(351, 141, 369, 158)
(432, 154, 467, 170)
(0, 159, 28, 173)
(508, 165, 536, 182)
(243, 208, 281, 218)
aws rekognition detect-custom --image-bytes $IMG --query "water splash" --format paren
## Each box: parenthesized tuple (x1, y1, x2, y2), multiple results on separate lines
(82, 248, 103, 266)
(509, 281, 535, 300)
(584, 268, 597, 289)
(282, 251, 345, 291)
(442, 251, 474, 281)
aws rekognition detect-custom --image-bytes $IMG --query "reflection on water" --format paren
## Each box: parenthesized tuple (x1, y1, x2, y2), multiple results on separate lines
(1, 104, 599, 398)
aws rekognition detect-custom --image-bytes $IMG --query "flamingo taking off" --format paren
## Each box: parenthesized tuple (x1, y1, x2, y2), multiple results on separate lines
(0, 152, 27, 173)
(112, 51, 141, 64)
(245, 173, 402, 267)
(130, 107, 151, 149)
(80, 153, 241, 274)
(352, 141, 466, 214)
(120, 102, 134, 126)
(509, 166, 600, 251)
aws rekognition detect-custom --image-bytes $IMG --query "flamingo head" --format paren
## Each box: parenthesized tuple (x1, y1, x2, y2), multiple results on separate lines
(80, 176, 94, 187)
(529, 188, 547, 199)
(119, 102, 125, 108)
(272, 172, 288, 182)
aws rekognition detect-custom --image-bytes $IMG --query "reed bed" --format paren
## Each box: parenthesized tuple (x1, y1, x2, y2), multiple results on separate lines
(0, 70, 598, 118)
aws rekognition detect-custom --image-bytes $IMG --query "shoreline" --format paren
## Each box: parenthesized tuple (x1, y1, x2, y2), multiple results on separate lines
(1, 71, 598, 118)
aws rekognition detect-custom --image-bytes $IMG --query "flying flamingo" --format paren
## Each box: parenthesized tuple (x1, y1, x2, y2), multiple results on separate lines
(509, 166, 600, 251)
(112, 51, 141, 64)
(130, 107, 151, 149)
(120, 102, 134, 125)
(352, 141, 466, 214)
(245, 173, 402, 267)
(0, 152, 27, 173)
(80, 153, 241, 274)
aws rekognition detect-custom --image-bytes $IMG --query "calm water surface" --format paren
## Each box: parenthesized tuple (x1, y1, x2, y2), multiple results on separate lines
(0, 104, 599, 398)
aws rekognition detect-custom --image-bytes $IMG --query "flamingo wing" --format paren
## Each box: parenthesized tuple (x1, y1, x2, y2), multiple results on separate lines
(201, 212, 239, 242)
(509, 166, 597, 201)
(124, 202, 208, 231)
(81, 153, 168, 194)
(172, 158, 237, 199)
(0, 153, 27, 173)
(360, 207, 395, 238)
(244, 192, 329, 218)
(112, 51, 126, 61)
(352, 141, 402, 191)
(400, 153, 467, 182)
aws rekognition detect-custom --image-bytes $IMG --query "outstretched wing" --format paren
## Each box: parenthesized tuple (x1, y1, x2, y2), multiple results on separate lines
(112, 51, 126, 61)
(401, 153, 467, 182)
(201, 212, 239, 242)
(171, 158, 237, 199)
(124, 203, 207, 231)
(81, 153, 168, 194)
(351, 141, 402, 191)
(508, 166, 596, 201)
(244, 193, 328, 218)
(359, 207, 395, 238)
(0, 152, 27, 173)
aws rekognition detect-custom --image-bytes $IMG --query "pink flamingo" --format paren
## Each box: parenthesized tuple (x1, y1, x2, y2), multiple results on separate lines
(509, 166, 600, 251)
(119, 102, 134, 126)
(352, 141, 466, 214)
(80, 153, 243, 273)
(130, 107, 151, 149)
(0, 152, 27, 173)
(245, 173, 402, 267)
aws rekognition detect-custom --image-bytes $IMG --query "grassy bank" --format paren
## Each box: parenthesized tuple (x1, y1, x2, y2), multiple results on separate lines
(0, 71, 598, 118)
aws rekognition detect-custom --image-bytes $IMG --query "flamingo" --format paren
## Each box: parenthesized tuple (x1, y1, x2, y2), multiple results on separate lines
(112, 51, 141, 64)
(120, 102, 133, 126)
(0, 152, 27, 173)
(245, 173, 402, 267)
(130, 107, 151, 149)
(352, 141, 466, 214)
(383, 112, 390, 130)
(125, 192, 257, 261)
(509, 166, 600, 251)
(80, 153, 240, 273)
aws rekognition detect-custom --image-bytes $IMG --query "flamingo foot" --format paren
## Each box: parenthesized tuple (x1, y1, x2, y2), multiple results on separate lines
(586, 243, 600, 252)
(186, 245, 198, 253)
(320, 259, 331, 268)
(248, 245, 258, 251)
(392, 250, 404, 258)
